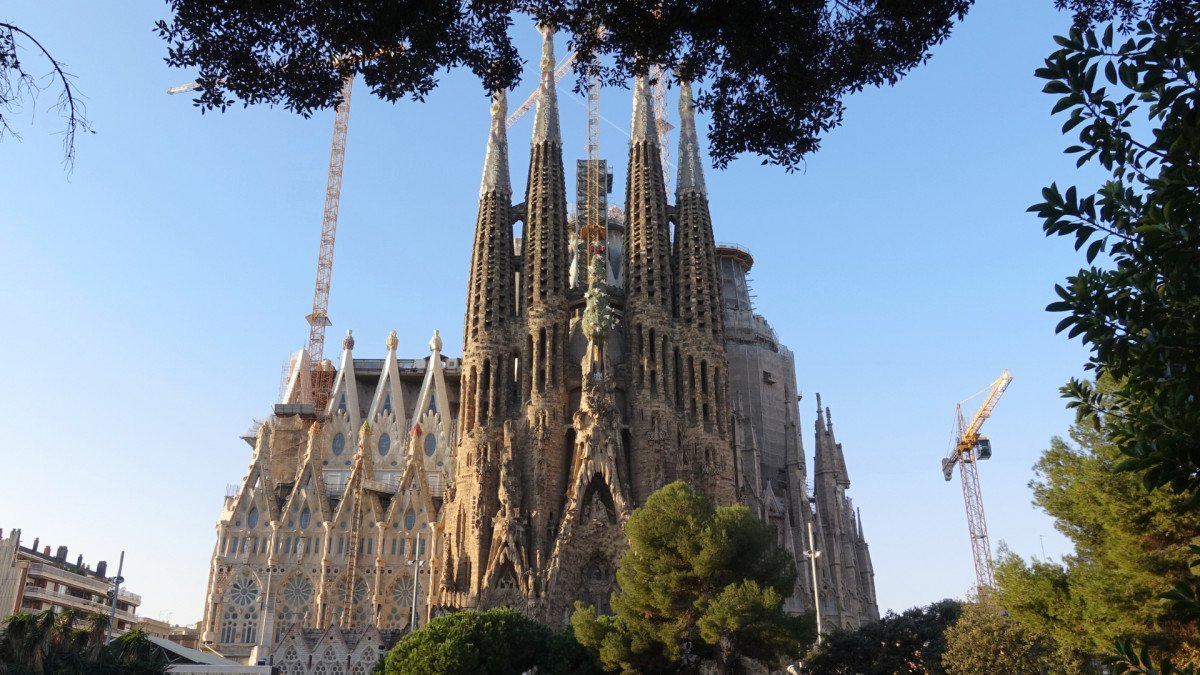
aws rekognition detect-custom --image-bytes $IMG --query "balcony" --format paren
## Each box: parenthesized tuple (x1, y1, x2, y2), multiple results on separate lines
(21, 585, 140, 621)
(25, 563, 141, 604)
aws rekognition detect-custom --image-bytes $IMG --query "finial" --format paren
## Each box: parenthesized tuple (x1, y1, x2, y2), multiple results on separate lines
(308, 421, 321, 437)
(480, 89, 512, 196)
(815, 392, 822, 418)
(358, 420, 372, 445)
(386, 330, 399, 352)
(342, 329, 355, 351)
(630, 75, 656, 144)
(531, 25, 561, 145)
(429, 329, 443, 354)
(676, 80, 707, 197)
(825, 406, 832, 429)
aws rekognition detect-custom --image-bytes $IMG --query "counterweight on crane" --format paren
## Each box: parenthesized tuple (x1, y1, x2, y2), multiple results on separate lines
(941, 369, 1012, 593)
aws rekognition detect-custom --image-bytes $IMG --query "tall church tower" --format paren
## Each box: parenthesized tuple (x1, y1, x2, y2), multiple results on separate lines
(432, 35, 737, 622)
(670, 80, 735, 503)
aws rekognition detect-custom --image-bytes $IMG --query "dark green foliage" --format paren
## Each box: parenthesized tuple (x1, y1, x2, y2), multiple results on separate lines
(571, 481, 812, 674)
(1029, 7, 1200, 500)
(994, 404, 1200, 668)
(382, 607, 600, 675)
(1031, 10, 1200, 671)
(804, 599, 962, 675)
(155, 0, 973, 170)
(1054, 0, 1192, 30)
(941, 600, 1071, 675)
(0, 609, 167, 675)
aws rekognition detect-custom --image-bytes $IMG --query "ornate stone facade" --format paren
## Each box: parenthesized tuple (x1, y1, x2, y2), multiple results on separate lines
(201, 27, 878, 666)
(430, 29, 738, 625)
(198, 331, 455, 667)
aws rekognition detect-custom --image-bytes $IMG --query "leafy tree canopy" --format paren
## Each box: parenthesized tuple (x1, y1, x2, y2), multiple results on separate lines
(0, 609, 167, 675)
(941, 599, 1071, 675)
(381, 607, 599, 675)
(992, 394, 1200, 668)
(1054, 0, 1190, 30)
(803, 599, 962, 675)
(570, 481, 812, 674)
(156, 0, 973, 169)
(1029, 4, 1200, 498)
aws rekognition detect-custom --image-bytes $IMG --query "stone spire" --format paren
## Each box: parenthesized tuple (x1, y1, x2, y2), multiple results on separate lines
(531, 25, 561, 145)
(623, 74, 672, 316)
(462, 87, 517, 429)
(675, 80, 706, 197)
(622, 71, 675, 504)
(520, 22, 569, 404)
(480, 90, 511, 197)
(814, 395, 849, 488)
(629, 75, 657, 144)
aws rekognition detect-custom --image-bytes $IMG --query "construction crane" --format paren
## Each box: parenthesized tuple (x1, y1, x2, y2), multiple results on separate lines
(170, 75, 354, 415)
(942, 368, 1012, 593)
(507, 49, 578, 128)
(305, 75, 353, 414)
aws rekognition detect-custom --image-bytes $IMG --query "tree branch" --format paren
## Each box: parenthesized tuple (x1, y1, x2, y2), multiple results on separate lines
(0, 22, 91, 169)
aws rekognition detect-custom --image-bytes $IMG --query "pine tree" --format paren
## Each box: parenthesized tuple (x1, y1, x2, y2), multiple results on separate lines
(571, 481, 812, 674)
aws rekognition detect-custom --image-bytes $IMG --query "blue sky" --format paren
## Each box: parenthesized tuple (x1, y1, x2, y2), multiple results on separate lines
(1, 2, 1101, 624)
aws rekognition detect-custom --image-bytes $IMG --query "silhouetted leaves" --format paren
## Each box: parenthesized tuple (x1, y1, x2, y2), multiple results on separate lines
(156, 0, 973, 170)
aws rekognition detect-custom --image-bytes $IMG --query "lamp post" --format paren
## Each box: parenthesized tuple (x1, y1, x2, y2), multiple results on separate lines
(105, 551, 125, 644)
(802, 522, 823, 644)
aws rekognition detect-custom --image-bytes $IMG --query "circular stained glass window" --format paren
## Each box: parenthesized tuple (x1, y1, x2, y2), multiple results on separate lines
(332, 433, 345, 456)
(423, 434, 437, 457)
(283, 577, 313, 607)
(229, 578, 259, 606)
(378, 433, 391, 456)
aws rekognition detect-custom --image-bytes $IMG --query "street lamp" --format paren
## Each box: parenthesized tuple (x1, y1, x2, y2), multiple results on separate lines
(105, 551, 126, 644)
(801, 522, 822, 644)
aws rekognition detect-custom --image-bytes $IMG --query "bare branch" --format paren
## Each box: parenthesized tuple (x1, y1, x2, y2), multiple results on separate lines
(0, 22, 92, 169)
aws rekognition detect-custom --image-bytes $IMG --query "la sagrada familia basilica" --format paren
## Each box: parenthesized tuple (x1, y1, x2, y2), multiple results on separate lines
(198, 27, 878, 672)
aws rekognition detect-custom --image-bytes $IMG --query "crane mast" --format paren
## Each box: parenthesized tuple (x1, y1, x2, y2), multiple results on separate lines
(942, 369, 1012, 594)
(306, 75, 353, 414)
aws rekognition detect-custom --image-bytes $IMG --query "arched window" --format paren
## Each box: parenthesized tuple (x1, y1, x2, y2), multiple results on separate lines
(423, 434, 437, 457)
(404, 508, 416, 530)
(378, 433, 391, 456)
(383, 394, 393, 414)
(223, 576, 260, 644)
(332, 433, 345, 456)
(247, 507, 259, 529)
(300, 508, 311, 529)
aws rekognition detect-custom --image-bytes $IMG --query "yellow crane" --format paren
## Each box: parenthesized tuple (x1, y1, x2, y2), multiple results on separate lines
(942, 368, 1012, 593)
